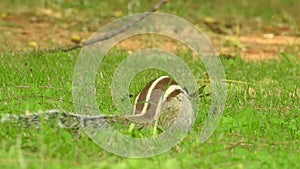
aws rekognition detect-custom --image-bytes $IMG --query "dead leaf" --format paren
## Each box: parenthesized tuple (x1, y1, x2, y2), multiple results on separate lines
(1, 12, 8, 19)
(28, 41, 38, 48)
(203, 16, 217, 24)
(71, 34, 82, 43)
(263, 33, 274, 39)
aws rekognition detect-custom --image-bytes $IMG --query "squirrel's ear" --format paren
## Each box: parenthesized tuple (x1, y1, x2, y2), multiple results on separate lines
(183, 86, 189, 95)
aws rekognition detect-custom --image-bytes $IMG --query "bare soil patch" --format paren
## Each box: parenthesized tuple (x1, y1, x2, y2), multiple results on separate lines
(1, 13, 299, 61)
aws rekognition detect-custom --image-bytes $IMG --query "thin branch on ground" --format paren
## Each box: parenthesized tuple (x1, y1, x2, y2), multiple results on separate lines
(43, 0, 168, 54)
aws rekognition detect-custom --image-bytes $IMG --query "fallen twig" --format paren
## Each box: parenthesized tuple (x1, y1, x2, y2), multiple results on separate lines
(44, 0, 168, 53)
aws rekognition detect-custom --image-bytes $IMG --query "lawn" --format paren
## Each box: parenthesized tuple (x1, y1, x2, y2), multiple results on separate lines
(0, 0, 299, 169)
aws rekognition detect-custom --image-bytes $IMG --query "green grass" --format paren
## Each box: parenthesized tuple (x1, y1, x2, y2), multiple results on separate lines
(1, 0, 299, 32)
(0, 49, 299, 169)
